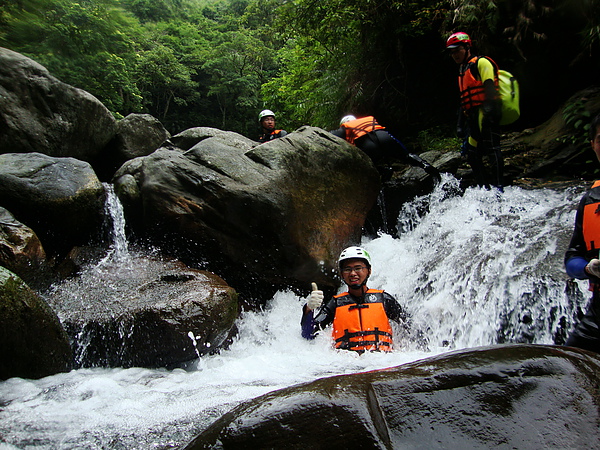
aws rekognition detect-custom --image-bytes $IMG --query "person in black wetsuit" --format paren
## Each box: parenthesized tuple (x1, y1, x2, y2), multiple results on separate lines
(330, 115, 440, 182)
(301, 246, 405, 352)
(564, 113, 600, 353)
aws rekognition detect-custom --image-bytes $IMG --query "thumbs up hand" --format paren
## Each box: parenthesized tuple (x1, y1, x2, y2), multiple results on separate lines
(586, 259, 600, 278)
(307, 282, 324, 311)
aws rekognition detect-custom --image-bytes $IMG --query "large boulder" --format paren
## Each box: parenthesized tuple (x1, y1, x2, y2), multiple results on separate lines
(95, 113, 171, 180)
(0, 266, 71, 380)
(113, 126, 381, 298)
(46, 257, 238, 368)
(0, 152, 106, 258)
(184, 344, 600, 449)
(0, 47, 116, 162)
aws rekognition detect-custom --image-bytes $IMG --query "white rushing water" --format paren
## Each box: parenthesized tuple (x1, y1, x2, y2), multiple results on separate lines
(0, 176, 590, 449)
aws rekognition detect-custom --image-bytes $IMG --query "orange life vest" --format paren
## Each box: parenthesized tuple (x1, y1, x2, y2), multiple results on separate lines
(582, 180, 600, 252)
(340, 116, 385, 145)
(458, 56, 499, 112)
(332, 290, 393, 352)
(259, 129, 286, 143)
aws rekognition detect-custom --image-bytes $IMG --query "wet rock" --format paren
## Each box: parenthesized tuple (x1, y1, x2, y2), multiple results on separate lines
(0, 266, 71, 380)
(184, 344, 600, 449)
(46, 257, 238, 368)
(113, 126, 380, 298)
(0, 152, 105, 258)
(96, 113, 171, 180)
(0, 206, 47, 286)
(0, 47, 116, 162)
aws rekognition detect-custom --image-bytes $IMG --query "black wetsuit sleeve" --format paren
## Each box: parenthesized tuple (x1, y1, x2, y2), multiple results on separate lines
(382, 292, 405, 323)
(330, 127, 347, 139)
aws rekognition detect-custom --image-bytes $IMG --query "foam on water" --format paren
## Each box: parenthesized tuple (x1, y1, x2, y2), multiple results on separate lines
(0, 177, 589, 449)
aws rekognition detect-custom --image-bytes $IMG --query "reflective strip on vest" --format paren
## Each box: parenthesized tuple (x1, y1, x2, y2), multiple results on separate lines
(341, 116, 385, 145)
(332, 300, 393, 352)
(583, 180, 600, 252)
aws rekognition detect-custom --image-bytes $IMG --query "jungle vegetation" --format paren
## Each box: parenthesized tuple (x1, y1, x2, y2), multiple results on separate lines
(1, 0, 599, 142)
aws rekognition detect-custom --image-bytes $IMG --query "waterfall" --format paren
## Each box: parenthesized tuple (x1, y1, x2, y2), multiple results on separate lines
(100, 182, 129, 262)
(0, 178, 590, 449)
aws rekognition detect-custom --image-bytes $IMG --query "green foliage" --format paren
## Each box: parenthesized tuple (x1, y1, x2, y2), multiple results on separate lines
(561, 98, 592, 147)
(0, 0, 144, 114)
(417, 126, 461, 153)
(0, 0, 599, 141)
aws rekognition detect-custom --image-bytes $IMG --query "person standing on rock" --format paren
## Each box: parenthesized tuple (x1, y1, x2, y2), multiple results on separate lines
(330, 115, 440, 182)
(564, 113, 600, 353)
(301, 246, 405, 352)
(447, 31, 504, 189)
(257, 109, 287, 143)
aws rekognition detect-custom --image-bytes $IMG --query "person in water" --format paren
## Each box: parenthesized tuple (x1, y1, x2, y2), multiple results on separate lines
(447, 31, 504, 189)
(564, 113, 600, 353)
(301, 246, 405, 352)
(330, 115, 441, 182)
(257, 109, 287, 143)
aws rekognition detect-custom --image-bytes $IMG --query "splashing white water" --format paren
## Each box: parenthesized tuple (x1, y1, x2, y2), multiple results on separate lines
(99, 183, 129, 265)
(0, 178, 589, 449)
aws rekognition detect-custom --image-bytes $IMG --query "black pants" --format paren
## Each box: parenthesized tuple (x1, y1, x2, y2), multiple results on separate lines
(565, 299, 600, 353)
(355, 130, 426, 170)
(465, 113, 504, 188)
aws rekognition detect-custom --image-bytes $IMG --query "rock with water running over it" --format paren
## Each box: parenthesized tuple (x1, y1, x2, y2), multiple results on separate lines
(183, 344, 600, 449)
(0, 152, 106, 258)
(0, 266, 72, 380)
(113, 126, 381, 299)
(46, 260, 239, 368)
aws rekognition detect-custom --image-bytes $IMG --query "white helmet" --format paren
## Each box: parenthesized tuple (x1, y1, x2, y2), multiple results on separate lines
(258, 109, 275, 122)
(340, 115, 356, 126)
(338, 246, 372, 269)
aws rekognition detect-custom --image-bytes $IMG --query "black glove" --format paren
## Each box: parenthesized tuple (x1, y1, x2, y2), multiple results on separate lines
(423, 163, 441, 182)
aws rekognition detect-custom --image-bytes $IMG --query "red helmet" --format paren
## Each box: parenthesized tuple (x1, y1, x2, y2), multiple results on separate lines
(446, 32, 471, 49)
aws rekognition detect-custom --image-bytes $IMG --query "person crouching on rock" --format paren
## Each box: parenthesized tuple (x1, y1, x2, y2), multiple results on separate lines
(301, 246, 405, 352)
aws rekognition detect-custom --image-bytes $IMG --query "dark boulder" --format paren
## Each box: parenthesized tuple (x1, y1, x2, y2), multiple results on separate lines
(46, 257, 238, 368)
(0, 152, 106, 258)
(0, 266, 71, 380)
(184, 344, 600, 449)
(0, 47, 116, 162)
(0, 206, 47, 287)
(96, 113, 171, 181)
(113, 126, 380, 299)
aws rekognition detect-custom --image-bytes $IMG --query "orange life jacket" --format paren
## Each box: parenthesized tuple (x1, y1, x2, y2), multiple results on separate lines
(458, 56, 499, 112)
(582, 180, 600, 252)
(340, 116, 385, 145)
(332, 290, 393, 352)
(259, 129, 285, 143)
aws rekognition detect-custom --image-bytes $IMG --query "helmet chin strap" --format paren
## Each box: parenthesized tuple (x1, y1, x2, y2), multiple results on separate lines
(349, 274, 370, 291)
